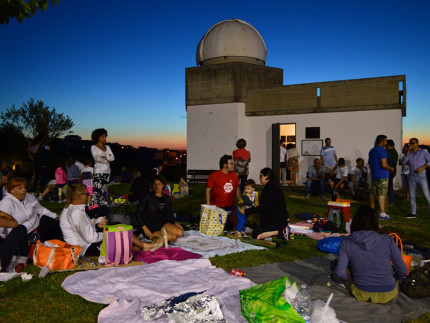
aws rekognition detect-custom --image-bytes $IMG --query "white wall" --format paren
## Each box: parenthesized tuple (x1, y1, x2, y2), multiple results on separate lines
(187, 104, 403, 189)
(187, 103, 245, 171)
(246, 109, 403, 189)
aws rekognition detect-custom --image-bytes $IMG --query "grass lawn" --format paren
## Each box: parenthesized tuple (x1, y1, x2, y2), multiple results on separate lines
(1, 183, 430, 322)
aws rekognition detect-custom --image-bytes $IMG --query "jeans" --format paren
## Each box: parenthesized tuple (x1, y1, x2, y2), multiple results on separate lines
(388, 173, 396, 204)
(408, 172, 430, 215)
(306, 180, 325, 197)
(238, 175, 248, 193)
(280, 167, 287, 185)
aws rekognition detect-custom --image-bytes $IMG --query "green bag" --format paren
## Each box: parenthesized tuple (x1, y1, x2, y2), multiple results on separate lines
(240, 276, 305, 323)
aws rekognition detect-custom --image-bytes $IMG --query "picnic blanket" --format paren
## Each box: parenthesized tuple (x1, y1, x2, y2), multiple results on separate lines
(171, 230, 265, 258)
(240, 255, 430, 323)
(133, 247, 202, 264)
(62, 258, 255, 322)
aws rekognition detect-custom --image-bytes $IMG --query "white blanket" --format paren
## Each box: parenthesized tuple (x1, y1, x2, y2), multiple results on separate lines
(62, 258, 255, 322)
(172, 230, 265, 258)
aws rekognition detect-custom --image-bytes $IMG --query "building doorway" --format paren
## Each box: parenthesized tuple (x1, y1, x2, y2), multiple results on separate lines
(272, 123, 296, 185)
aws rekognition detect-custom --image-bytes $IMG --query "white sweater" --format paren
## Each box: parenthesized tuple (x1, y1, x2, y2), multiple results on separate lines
(91, 145, 115, 174)
(59, 204, 103, 254)
(0, 193, 58, 235)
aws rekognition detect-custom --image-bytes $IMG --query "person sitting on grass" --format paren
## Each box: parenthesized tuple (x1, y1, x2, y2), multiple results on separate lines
(0, 177, 61, 272)
(329, 158, 349, 199)
(60, 184, 153, 256)
(238, 168, 289, 240)
(234, 179, 259, 237)
(333, 206, 408, 304)
(134, 175, 184, 249)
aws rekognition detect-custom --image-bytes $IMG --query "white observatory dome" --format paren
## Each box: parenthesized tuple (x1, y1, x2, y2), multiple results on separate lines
(196, 19, 267, 66)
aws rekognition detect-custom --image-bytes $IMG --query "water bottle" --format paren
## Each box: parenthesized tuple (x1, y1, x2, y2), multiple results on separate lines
(294, 284, 312, 323)
(28, 230, 40, 259)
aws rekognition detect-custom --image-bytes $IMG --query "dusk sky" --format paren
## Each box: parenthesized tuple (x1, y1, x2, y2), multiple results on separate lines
(1, 0, 429, 149)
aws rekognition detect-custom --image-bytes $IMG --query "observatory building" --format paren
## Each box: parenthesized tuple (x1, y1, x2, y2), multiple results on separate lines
(186, 19, 406, 186)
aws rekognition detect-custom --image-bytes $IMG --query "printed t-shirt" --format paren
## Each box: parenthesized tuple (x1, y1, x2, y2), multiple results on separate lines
(206, 170, 239, 208)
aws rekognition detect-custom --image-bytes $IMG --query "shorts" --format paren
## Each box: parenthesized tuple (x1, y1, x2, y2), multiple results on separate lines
(370, 178, 388, 197)
(349, 282, 398, 304)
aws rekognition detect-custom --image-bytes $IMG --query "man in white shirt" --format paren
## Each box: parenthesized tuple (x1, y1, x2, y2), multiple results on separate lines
(329, 158, 348, 199)
(348, 158, 369, 200)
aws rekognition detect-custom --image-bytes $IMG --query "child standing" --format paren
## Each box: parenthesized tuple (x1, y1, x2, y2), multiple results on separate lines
(80, 159, 94, 205)
(55, 162, 68, 202)
(235, 179, 259, 236)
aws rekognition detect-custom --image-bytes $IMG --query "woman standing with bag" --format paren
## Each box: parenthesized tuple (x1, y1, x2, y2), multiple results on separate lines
(91, 128, 114, 205)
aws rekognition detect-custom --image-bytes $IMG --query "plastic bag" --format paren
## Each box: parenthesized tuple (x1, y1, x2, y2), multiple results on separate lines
(311, 293, 339, 323)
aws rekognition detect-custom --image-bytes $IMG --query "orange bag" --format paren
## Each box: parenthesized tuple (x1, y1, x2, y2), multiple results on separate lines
(33, 239, 82, 272)
(389, 233, 412, 274)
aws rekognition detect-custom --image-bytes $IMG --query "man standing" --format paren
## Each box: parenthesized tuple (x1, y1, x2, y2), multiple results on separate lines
(206, 154, 241, 211)
(320, 138, 338, 179)
(306, 159, 326, 199)
(386, 139, 398, 207)
(403, 138, 430, 218)
(347, 158, 369, 200)
(369, 135, 394, 220)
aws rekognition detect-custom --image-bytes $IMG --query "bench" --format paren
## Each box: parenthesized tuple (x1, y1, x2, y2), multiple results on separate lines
(187, 169, 215, 185)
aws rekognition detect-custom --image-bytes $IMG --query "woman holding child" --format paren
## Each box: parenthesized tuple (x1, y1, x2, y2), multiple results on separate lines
(134, 175, 184, 246)
(334, 206, 408, 304)
(239, 168, 289, 240)
(60, 184, 153, 255)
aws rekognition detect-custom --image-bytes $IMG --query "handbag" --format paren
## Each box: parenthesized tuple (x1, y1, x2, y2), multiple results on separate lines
(199, 204, 228, 236)
(100, 224, 133, 266)
(240, 275, 304, 322)
(33, 239, 82, 272)
(389, 233, 412, 274)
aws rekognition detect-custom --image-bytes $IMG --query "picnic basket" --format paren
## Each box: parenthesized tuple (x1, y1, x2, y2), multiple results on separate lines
(199, 204, 228, 236)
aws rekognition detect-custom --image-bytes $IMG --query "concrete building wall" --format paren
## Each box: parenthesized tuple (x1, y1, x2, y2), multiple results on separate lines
(246, 108, 404, 189)
(187, 103, 245, 171)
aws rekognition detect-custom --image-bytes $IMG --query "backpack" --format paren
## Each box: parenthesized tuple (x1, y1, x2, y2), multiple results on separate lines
(100, 224, 133, 266)
(401, 262, 430, 298)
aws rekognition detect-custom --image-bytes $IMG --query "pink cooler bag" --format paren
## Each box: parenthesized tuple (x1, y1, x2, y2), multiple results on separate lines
(100, 224, 133, 266)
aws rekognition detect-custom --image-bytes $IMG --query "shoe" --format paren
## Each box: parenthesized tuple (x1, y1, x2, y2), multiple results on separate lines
(379, 214, 392, 220)
(281, 226, 289, 241)
(388, 203, 393, 207)
(14, 256, 27, 273)
(282, 184, 288, 187)
(406, 214, 417, 219)
(305, 194, 310, 199)
(233, 231, 242, 238)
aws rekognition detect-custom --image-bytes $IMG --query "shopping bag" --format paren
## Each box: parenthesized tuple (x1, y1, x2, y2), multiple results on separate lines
(33, 239, 82, 271)
(240, 276, 305, 322)
(199, 204, 228, 236)
(389, 233, 412, 274)
(100, 224, 133, 266)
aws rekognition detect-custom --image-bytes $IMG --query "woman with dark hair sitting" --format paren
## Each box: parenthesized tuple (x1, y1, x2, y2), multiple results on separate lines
(60, 184, 153, 256)
(239, 167, 289, 240)
(134, 175, 184, 248)
(334, 206, 408, 304)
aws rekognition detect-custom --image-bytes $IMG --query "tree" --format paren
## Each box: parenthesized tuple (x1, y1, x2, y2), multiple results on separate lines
(0, 0, 59, 25)
(0, 98, 74, 160)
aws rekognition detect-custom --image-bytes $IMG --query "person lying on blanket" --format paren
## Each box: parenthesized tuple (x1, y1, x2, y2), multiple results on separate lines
(60, 184, 154, 256)
(333, 206, 408, 304)
(134, 175, 184, 249)
(238, 168, 289, 241)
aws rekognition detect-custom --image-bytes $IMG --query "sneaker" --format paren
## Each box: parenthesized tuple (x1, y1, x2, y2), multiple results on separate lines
(305, 194, 310, 199)
(379, 214, 392, 220)
(406, 214, 417, 219)
(281, 226, 289, 241)
(233, 231, 242, 238)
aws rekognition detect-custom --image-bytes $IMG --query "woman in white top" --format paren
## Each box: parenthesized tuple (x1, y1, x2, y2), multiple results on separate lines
(60, 184, 153, 256)
(0, 177, 60, 271)
(91, 128, 115, 205)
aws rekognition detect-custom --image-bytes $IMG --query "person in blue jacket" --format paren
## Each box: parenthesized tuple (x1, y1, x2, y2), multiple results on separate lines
(334, 206, 408, 304)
